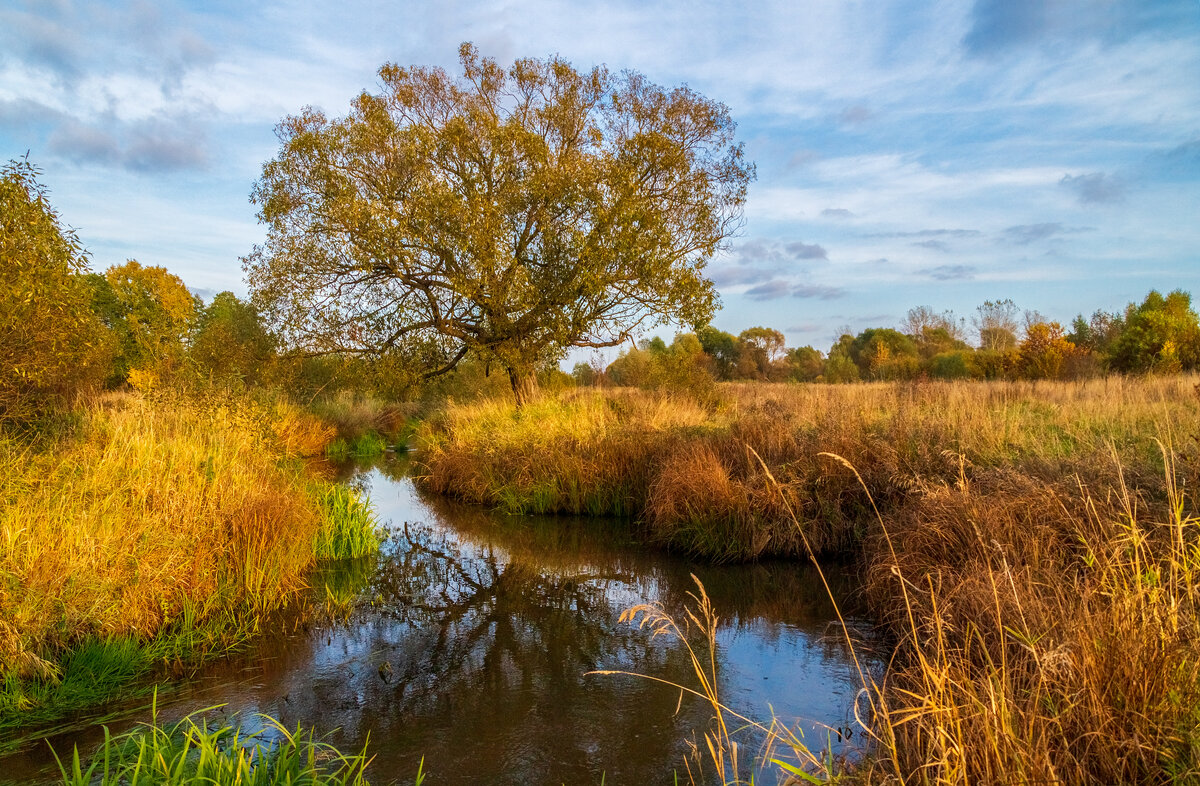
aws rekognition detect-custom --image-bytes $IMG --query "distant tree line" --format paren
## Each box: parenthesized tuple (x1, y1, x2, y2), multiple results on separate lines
(580, 293, 1200, 390)
(5, 156, 1198, 428)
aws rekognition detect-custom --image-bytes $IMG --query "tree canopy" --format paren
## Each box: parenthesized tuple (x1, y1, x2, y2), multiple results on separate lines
(96, 260, 199, 384)
(245, 43, 754, 404)
(1, 158, 111, 423)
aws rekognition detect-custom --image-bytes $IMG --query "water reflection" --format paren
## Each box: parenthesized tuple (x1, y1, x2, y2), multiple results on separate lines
(3, 456, 872, 785)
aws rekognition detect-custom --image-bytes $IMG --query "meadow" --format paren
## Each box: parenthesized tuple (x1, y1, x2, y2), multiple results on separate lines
(419, 376, 1200, 784)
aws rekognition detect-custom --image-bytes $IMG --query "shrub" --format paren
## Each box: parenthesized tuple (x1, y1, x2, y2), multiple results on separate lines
(929, 350, 973, 380)
(1109, 289, 1200, 373)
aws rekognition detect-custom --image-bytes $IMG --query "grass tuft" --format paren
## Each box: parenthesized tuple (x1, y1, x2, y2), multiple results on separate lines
(311, 483, 382, 560)
(53, 698, 372, 786)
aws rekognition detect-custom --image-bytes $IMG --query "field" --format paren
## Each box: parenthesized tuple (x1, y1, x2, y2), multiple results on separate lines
(419, 376, 1200, 783)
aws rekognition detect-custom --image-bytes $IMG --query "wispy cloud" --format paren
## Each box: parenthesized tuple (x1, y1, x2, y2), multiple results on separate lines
(45, 112, 210, 172)
(962, 0, 1192, 56)
(1060, 172, 1124, 204)
(709, 265, 777, 287)
(745, 280, 792, 300)
(1002, 223, 1092, 245)
(920, 264, 976, 280)
(784, 241, 828, 260)
(865, 228, 982, 239)
(838, 105, 873, 125)
(722, 238, 830, 267)
(793, 283, 846, 299)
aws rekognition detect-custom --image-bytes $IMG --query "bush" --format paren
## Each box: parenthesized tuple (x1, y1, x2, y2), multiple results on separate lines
(929, 350, 973, 380)
(190, 292, 277, 385)
(1108, 289, 1200, 373)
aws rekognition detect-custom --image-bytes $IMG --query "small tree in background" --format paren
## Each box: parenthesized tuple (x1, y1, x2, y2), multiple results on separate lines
(101, 260, 200, 386)
(824, 334, 860, 383)
(849, 328, 920, 380)
(974, 299, 1020, 351)
(736, 326, 787, 380)
(785, 345, 824, 382)
(1018, 322, 1078, 380)
(0, 158, 112, 424)
(190, 292, 277, 386)
(696, 326, 739, 380)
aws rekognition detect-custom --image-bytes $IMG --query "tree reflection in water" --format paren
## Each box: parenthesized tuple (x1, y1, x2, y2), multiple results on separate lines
(3, 463, 871, 785)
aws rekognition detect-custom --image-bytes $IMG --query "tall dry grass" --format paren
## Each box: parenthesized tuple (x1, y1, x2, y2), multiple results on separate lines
(0, 390, 378, 728)
(421, 388, 715, 519)
(419, 376, 1200, 561)
(850, 446, 1200, 784)
(308, 391, 412, 444)
(603, 447, 1200, 785)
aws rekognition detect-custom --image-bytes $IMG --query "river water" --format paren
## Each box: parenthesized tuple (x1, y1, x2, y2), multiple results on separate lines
(3, 456, 874, 784)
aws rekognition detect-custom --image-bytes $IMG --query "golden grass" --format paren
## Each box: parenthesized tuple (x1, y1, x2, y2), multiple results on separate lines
(270, 399, 338, 457)
(420, 376, 1200, 560)
(421, 388, 715, 519)
(851, 447, 1200, 784)
(604, 446, 1200, 785)
(0, 390, 376, 723)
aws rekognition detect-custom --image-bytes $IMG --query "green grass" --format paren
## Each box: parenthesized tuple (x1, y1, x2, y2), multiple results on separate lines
(0, 610, 260, 746)
(311, 484, 382, 560)
(325, 431, 392, 462)
(53, 700, 372, 786)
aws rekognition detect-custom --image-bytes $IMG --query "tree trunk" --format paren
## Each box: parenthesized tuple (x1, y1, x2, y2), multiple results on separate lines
(507, 365, 540, 408)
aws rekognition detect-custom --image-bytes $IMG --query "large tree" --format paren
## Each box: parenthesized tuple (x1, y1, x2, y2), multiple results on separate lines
(245, 43, 754, 404)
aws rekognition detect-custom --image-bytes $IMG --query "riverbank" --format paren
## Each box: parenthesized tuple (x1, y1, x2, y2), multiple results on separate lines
(418, 377, 1198, 560)
(418, 377, 1200, 783)
(0, 391, 380, 737)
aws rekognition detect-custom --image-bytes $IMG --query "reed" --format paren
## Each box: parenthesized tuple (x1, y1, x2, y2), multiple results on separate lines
(849, 444, 1200, 784)
(595, 575, 842, 785)
(0, 390, 380, 732)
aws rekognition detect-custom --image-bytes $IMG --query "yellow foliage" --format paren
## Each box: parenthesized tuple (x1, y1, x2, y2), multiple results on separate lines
(126, 367, 159, 393)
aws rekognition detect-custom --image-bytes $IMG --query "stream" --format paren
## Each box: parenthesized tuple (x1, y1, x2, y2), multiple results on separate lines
(2, 456, 875, 784)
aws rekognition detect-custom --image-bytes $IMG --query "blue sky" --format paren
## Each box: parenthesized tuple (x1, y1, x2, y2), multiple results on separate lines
(2, 0, 1198, 354)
